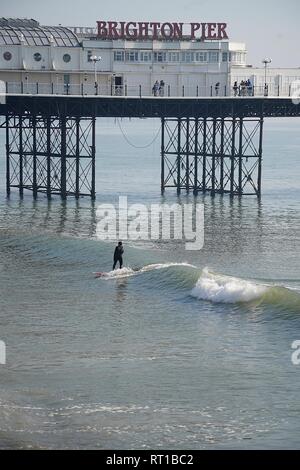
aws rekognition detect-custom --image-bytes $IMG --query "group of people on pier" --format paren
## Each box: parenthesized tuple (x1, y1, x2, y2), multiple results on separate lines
(151, 78, 255, 98)
(233, 79, 253, 96)
(152, 80, 165, 97)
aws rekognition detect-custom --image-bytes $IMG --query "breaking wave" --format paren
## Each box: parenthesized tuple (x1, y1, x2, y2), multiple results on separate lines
(191, 268, 268, 304)
(96, 262, 197, 280)
(191, 268, 300, 308)
(97, 263, 300, 310)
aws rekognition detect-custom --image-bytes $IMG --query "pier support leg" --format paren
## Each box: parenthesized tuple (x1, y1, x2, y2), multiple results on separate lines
(161, 117, 165, 195)
(61, 117, 67, 200)
(5, 114, 97, 199)
(257, 116, 264, 197)
(177, 118, 181, 195)
(5, 115, 10, 197)
(91, 116, 96, 200)
(18, 115, 23, 198)
(161, 116, 264, 196)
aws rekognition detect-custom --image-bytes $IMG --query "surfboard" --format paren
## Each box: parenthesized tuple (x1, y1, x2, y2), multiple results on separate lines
(94, 272, 106, 278)
(93, 267, 140, 279)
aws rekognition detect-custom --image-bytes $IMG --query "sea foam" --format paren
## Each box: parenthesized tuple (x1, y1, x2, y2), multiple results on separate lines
(191, 268, 268, 304)
(101, 262, 196, 279)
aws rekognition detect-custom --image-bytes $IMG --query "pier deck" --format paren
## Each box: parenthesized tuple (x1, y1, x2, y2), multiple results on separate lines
(1, 95, 300, 119)
(0, 95, 299, 199)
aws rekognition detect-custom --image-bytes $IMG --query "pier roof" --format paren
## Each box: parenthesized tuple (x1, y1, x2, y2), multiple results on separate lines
(0, 17, 80, 47)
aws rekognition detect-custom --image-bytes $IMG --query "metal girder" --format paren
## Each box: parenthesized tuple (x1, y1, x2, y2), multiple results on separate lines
(2, 95, 300, 200)
(161, 116, 264, 197)
(6, 114, 96, 199)
(1, 96, 300, 119)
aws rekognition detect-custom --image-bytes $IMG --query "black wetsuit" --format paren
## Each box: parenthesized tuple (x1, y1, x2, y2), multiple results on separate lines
(113, 245, 124, 270)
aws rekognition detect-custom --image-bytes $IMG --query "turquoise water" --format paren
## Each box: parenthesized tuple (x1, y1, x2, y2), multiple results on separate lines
(0, 117, 300, 449)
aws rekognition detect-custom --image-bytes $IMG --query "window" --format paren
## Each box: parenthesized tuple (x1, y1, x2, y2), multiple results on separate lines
(3, 51, 12, 61)
(208, 52, 219, 63)
(33, 52, 42, 62)
(63, 53, 71, 63)
(114, 51, 125, 62)
(231, 52, 243, 63)
(182, 52, 194, 63)
(285, 76, 300, 85)
(87, 50, 93, 62)
(154, 52, 167, 63)
(168, 52, 180, 62)
(195, 52, 207, 63)
(222, 52, 228, 62)
(125, 51, 139, 62)
(140, 51, 152, 62)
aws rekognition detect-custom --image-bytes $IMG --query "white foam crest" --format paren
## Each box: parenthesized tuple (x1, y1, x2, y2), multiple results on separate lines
(139, 262, 196, 272)
(100, 262, 197, 280)
(102, 267, 135, 279)
(191, 268, 268, 304)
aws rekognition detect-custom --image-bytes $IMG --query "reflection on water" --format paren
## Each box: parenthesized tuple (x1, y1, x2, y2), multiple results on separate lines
(114, 279, 129, 305)
(0, 192, 266, 240)
(0, 197, 98, 238)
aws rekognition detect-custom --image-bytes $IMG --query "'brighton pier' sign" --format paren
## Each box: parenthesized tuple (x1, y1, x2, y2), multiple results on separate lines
(96, 21, 229, 41)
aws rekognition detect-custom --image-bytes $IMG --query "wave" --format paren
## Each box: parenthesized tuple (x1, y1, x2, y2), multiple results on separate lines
(3, 230, 299, 310)
(191, 268, 300, 308)
(96, 262, 197, 280)
(96, 263, 300, 310)
(191, 268, 268, 304)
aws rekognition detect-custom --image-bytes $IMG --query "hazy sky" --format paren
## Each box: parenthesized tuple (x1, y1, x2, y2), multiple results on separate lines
(1, 0, 300, 68)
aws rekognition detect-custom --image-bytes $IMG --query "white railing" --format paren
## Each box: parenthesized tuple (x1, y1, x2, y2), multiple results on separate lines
(4, 82, 294, 98)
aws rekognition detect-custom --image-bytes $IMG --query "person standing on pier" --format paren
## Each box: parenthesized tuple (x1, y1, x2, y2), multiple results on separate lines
(152, 81, 160, 97)
(159, 80, 165, 97)
(233, 81, 239, 96)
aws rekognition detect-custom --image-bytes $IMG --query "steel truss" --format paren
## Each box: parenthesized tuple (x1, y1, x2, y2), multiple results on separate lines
(161, 116, 264, 196)
(6, 114, 96, 199)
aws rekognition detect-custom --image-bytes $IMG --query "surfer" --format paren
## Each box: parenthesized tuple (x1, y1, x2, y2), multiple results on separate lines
(113, 241, 124, 270)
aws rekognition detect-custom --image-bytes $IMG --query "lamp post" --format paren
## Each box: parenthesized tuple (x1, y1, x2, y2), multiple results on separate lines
(90, 55, 101, 94)
(262, 58, 272, 96)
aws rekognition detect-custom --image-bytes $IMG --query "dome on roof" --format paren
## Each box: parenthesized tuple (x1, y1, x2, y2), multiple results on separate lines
(0, 18, 80, 47)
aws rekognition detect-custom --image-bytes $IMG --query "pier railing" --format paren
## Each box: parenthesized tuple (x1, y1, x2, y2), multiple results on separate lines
(4, 82, 296, 98)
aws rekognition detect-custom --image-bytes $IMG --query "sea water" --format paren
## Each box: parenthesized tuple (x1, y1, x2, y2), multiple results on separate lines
(0, 117, 299, 449)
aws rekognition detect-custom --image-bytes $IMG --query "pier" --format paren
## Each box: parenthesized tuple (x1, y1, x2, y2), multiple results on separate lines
(0, 94, 300, 199)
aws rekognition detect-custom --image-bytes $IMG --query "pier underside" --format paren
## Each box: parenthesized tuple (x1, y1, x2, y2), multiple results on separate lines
(5, 114, 96, 199)
(1, 95, 299, 199)
(161, 116, 264, 197)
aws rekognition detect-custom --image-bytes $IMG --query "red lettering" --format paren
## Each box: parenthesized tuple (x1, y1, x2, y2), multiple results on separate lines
(138, 22, 150, 39)
(207, 23, 217, 39)
(96, 20, 228, 41)
(108, 21, 120, 39)
(161, 22, 174, 38)
(172, 22, 183, 39)
(217, 23, 228, 39)
(119, 22, 126, 39)
(97, 21, 107, 38)
(125, 22, 138, 38)
(190, 23, 200, 39)
(149, 22, 161, 40)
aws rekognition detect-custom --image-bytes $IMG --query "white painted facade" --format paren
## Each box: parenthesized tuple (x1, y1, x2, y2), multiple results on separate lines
(0, 18, 300, 97)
